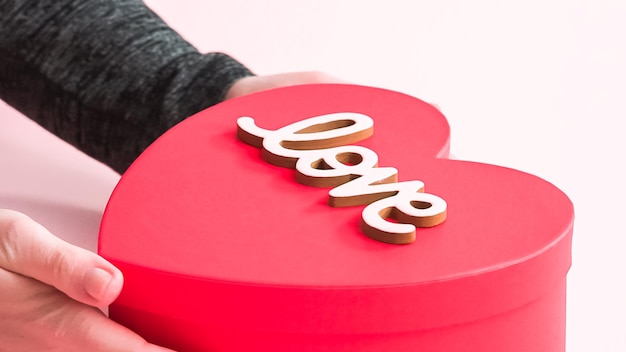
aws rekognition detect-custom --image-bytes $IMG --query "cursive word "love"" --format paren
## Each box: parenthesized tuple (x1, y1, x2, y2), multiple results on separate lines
(237, 113, 447, 244)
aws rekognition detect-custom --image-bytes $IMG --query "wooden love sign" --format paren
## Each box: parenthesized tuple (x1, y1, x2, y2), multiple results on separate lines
(99, 84, 573, 352)
(237, 113, 447, 244)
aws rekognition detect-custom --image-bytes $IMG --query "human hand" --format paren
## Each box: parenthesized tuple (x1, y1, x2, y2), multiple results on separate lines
(225, 71, 345, 100)
(226, 71, 442, 111)
(0, 209, 174, 352)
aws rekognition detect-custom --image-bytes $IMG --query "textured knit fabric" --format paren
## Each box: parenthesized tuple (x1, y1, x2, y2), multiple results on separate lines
(0, 0, 254, 173)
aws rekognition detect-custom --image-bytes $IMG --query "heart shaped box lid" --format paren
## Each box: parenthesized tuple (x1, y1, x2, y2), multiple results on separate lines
(99, 84, 573, 334)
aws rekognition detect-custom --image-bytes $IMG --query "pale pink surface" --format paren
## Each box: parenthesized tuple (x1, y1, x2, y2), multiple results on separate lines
(1, 1, 625, 350)
(0, 101, 119, 251)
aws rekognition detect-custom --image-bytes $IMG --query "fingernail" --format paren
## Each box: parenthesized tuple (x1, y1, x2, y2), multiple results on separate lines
(84, 267, 114, 302)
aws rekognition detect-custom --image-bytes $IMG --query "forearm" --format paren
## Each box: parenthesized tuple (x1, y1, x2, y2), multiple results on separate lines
(0, 0, 253, 173)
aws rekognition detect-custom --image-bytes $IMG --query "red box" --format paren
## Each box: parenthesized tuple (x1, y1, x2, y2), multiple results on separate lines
(99, 85, 573, 351)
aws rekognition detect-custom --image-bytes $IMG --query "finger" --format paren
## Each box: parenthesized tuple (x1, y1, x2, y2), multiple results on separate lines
(0, 209, 123, 307)
(425, 101, 441, 111)
(60, 301, 176, 352)
(0, 267, 173, 352)
(225, 71, 347, 99)
(261, 71, 347, 85)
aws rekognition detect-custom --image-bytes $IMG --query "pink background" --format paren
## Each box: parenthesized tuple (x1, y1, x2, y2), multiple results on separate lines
(1, 1, 624, 350)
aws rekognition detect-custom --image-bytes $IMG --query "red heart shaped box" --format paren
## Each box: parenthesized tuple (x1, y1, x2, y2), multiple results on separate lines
(99, 85, 573, 351)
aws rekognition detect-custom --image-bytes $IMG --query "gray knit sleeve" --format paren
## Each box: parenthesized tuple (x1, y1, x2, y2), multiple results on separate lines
(0, 0, 254, 173)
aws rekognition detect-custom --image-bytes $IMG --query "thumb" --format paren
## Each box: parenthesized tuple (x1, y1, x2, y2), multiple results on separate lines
(0, 209, 122, 307)
(56, 298, 175, 352)
(1, 265, 174, 352)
